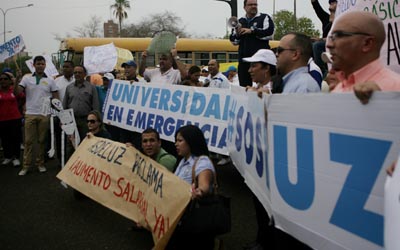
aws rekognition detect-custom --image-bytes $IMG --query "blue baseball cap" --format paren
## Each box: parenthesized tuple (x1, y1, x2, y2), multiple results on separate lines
(121, 60, 137, 68)
(226, 66, 237, 73)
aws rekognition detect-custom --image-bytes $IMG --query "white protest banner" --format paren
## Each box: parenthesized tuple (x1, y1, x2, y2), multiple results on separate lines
(103, 80, 230, 155)
(335, 0, 400, 73)
(227, 87, 272, 215)
(57, 136, 191, 249)
(268, 92, 400, 249)
(227, 91, 400, 250)
(25, 55, 59, 77)
(84, 43, 117, 75)
(0, 35, 25, 62)
(384, 155, 400, 250)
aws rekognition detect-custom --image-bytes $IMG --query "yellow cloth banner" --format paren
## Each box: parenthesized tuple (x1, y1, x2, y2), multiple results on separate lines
(57, 136, 191, 249)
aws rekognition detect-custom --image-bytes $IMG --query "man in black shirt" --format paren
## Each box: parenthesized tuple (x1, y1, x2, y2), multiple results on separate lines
(229, 0, 274, 87)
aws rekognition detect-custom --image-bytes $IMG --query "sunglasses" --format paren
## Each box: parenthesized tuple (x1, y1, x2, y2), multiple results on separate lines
(276, 46, 297, 54)
(0, 77, 9, 80)
(87, 119, 97, 124)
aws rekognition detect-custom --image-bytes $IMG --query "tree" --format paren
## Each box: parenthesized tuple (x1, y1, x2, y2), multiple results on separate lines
(110, 0, 131, 37)
(121, 11, 189, 38)
(73, 15, 103, 38)
(273, 10, 320, 40)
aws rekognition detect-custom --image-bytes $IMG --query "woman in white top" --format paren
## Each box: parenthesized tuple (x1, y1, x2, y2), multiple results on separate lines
(243, 49, 277, 97)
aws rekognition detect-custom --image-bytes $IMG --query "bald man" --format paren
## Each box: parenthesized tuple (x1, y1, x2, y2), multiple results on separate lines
(327, 11, 400, 103)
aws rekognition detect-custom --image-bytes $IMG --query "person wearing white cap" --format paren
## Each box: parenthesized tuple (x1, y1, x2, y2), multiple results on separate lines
(243, 49, 276, 96)
(276, 32, 320, 93)
(97, 72, 114, 115)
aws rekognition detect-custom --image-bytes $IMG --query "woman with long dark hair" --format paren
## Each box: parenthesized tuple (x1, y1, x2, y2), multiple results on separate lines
(167, 124, 216, 250)
(180, 65, 202, 87)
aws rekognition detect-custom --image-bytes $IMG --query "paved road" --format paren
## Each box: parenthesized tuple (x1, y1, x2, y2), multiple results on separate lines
(0, 153, 257, 250)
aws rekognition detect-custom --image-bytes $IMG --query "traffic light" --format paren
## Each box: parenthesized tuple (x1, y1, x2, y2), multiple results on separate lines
(216, 0, 238, 17)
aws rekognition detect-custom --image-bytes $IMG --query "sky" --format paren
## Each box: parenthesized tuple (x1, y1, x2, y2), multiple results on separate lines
(1, 0, 329, 56)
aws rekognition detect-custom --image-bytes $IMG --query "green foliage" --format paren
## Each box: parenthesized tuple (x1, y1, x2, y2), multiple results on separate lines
(121, 11, 189, 38)
(0, 55, 32, 75)
(111, 0, 131, 36)
(273, 10, 320, 40)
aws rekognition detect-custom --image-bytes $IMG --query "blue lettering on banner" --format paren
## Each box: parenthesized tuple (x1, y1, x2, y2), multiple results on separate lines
(255, 117, 264, 179)
(122, 84, 139, 104)
(135, 111, 147, 128)
(153, 114, 164, 132)
(111, 83, 139, 104)
(273, 125, 315, 210)
(205, 94, 221, 119)
(329, 133, 391, 246)
(126, 109, 135, 125)
(244, 110, 254, 165)
(149, 88, 160, 109)
(235, 106, 244, 151)
(190, 92, 206, 116)
(159, 89, 171, 110)
(227, 99, 237, 142)
(170, 90, 182, 112)
(106, 104, 123, 123)
(232, 104, 265, 178)
(163, 117, 176, 136)
(141, 87, 152, 106)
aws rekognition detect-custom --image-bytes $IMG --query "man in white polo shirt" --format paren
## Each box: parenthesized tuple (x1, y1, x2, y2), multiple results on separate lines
(15, 55, 59, 175)
(139, 49, 186, 84)
(206, 59, 231, 89)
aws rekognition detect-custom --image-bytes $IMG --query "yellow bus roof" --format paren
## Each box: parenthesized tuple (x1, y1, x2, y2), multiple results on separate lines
(60, 37, 279, 53)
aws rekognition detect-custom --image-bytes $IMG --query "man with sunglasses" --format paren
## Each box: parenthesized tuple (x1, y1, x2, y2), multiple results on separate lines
(327, 11, 400, 103)
(275, 32, 320, 93)
(229, 0, 274, 87)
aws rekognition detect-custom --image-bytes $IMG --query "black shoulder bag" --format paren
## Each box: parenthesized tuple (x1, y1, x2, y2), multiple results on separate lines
(177, 156, 231, 235)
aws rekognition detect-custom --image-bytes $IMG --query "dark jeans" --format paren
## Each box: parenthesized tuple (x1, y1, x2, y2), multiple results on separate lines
(0, 119, 22, 159)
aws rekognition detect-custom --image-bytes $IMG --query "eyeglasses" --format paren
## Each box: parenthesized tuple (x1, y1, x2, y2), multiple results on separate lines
(328, 31, 371, 42)
(0, 77, 9, 80)
(276, 46, 297, 55)
(87, 119, 97, 124)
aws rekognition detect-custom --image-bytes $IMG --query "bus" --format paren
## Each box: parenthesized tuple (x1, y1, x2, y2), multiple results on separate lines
(57, 37, 279, 68)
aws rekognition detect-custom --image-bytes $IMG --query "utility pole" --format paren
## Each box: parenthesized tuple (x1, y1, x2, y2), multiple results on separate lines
(0, 4, 33, 43)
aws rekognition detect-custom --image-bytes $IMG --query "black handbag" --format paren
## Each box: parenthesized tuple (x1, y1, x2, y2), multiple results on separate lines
(177, 156, 231, 235)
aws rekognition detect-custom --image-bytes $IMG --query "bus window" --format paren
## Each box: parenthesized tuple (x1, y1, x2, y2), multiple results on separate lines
(228, 52, 238, 62)
(194, 52, 210, 66)
(212, 53, 227, 63)
(177, 52, 192, 65)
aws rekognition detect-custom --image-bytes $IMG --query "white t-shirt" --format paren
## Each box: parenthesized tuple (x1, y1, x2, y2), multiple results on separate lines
(55, 75, 74, 102)
(19, 74, 58, 115)
(144, 67, 181, 85)
(208, 72, 231, 89)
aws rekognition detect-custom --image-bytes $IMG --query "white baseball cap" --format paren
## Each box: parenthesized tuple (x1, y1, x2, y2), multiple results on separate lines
(102, 73, 115, 80)
(243, 49, 277, 66)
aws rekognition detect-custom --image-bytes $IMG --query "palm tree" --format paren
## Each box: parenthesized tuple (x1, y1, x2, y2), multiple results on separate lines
(110, 0, 131, 37)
